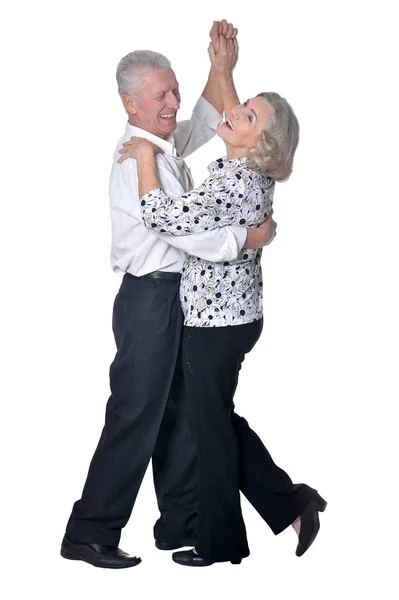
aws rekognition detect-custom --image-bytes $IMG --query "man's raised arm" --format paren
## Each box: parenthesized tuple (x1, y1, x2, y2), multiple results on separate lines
(203, 20, 240, 117)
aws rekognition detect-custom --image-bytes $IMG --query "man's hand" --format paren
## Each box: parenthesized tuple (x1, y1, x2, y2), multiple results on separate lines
(209, 20, 239, 75)
(208, 34, 239, 78)
(210, 19, 238, 54)
(243, 211, 277, 248)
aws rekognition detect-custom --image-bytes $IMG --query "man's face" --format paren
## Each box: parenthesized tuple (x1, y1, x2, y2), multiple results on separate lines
(125, 68, 181, 139)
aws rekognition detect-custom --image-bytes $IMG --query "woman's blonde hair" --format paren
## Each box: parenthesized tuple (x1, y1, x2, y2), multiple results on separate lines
(246, 92, 299, 182)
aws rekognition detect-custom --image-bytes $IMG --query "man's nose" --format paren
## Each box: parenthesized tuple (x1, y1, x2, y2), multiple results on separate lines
(167, 92, 180, 110)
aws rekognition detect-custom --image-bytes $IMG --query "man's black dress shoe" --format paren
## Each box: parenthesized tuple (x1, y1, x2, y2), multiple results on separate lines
(172, 549, 242, 567)
(296, 493, 328, 557)
(60, 535, 141, 568)
(155, 538, 197, 551)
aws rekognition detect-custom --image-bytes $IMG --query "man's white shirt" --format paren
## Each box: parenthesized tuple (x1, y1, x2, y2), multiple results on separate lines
(109, 96, 247, 276)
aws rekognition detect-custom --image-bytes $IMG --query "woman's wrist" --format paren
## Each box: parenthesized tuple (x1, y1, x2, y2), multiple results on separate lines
(218, 72, 234, 85)
(217, 74, 236, 97)
(136, 146, 156, 162)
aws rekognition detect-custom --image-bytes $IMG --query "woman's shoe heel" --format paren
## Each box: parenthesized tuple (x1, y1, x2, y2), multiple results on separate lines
(295, 493, 327, 557)
(231, 558, 242, 565)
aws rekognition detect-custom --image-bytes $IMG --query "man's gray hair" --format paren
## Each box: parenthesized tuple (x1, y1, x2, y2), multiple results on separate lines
(116, 50, 171, 97)
(246, 92, 300, 182)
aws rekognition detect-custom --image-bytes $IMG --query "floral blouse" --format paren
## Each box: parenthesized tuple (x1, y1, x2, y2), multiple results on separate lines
(140, 157, 275, 327)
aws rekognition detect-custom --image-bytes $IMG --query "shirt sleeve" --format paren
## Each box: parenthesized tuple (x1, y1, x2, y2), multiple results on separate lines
(155, 226, 247, 262)
(139, 168, 274, 236)
(172, 96, 223, 158)
(111, 156, 246, 265)
(147, 160, 247, 261)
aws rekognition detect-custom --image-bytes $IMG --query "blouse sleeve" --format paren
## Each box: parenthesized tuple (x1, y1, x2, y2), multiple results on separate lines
(139, 168, 274, 236)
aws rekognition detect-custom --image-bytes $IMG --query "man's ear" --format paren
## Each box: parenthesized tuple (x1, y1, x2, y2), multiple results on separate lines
(122, 94, 137, 115)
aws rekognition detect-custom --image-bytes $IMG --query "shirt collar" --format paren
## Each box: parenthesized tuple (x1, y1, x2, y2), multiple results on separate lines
(125, 123, 178, 157)
(207, 156, 247, 176)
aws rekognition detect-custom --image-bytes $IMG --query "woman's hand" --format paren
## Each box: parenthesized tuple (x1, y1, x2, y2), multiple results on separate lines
(208, 28, 238, 77)
(209, 19, 238, 54)
(117, 137, 163, 164)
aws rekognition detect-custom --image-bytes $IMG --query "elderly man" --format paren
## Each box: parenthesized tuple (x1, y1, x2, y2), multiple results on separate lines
(61, 21, 277, 569)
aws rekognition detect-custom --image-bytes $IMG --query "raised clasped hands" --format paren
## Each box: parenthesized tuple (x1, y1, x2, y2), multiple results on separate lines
(118, 137, 163, 164)
(208, 19, 239, 76)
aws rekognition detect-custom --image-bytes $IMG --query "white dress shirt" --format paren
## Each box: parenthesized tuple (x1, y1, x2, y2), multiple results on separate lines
(109, 96, 247, 277)
(140, 157, 274, 327)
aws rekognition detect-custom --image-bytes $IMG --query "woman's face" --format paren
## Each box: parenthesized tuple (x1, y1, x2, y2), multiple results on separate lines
(217, 96, 274, 157)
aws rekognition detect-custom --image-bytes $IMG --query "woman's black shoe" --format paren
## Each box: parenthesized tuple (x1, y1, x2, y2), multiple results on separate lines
(172, 549, 242, 567)
(296, 494, 327, 557)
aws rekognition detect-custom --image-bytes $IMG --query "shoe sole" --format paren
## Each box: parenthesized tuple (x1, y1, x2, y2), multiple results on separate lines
(171, 556, 241, 566)
(60, 549, 141, 569)
(172, 555, 213, 567)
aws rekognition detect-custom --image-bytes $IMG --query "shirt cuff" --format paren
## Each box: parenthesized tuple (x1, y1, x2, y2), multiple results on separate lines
(230, 226, 247, 253)
(193, 96, 223, 131)
(140, 187, 164, 202)
(220, 227, 247, 261)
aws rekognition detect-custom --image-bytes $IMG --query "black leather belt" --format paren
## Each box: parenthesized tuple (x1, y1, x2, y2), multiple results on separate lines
(126, 271, 181, 282)
(145, 270, 180, 281)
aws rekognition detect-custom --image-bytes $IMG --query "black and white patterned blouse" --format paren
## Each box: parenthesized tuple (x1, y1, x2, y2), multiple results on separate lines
(140, 157, 274, 327)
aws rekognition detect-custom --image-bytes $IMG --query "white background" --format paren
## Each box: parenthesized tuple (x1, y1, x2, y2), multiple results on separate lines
(1, 0, 398, 598)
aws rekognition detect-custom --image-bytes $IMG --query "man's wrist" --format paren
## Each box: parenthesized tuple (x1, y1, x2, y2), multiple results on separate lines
(218, 73, 234, 88)
(243, 228, 260, 249)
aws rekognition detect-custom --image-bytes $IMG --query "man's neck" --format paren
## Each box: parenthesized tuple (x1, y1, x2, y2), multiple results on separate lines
(128, 118, 167, 140)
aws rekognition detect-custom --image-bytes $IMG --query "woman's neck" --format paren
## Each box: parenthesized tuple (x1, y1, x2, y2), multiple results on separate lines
(225, 144, 250, 161)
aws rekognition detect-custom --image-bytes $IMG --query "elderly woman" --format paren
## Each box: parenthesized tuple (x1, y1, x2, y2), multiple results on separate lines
(119, 35, 327, 566)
